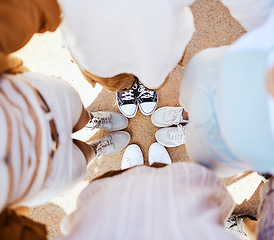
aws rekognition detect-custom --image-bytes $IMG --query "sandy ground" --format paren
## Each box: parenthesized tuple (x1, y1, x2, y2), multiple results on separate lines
(15, 0, 264, 238)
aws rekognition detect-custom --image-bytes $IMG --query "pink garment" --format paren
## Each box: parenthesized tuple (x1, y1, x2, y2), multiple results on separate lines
(258, 178, 274, 240)
(57, 162, 237, 240)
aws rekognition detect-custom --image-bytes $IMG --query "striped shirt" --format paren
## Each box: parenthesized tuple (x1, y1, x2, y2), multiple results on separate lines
(58, 163, 238, 240)
(0, 74, 55, 212)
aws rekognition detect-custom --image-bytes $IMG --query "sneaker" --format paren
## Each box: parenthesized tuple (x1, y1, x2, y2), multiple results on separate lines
(155, 124, 186, 147)
(149, 142, 171, 165)
(86, 111, 128, 131)
(90, 131, 130, 157)
(121, 144, 144, 170)
(151, 107, 188, 127)
(137, 81, 158, 116)
(116, 83, 138, 118)
(225, 215, 257, 237)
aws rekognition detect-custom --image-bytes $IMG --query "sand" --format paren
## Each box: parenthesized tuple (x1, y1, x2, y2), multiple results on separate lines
(14, 0, 263, 238)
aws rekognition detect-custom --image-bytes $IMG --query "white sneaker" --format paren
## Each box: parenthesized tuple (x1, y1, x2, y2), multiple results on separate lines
(121, 144, 144, 170)
(137, 81, 158, 115)
(86, 111, 128, 131)
(155, 125, 187, 147)
(90, 131, 130, 157)
(149, 142, 171, 165)
(151, 107, 188, 127)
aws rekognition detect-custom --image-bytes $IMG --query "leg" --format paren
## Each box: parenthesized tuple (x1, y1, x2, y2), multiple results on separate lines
(178, 45, 188, 66)
(73, 139, 95, 165)
(73, 106, 90, 133)
(257, 177, 274, 240)
(242, 218, 257, 240)
(182, 109, 188, 120)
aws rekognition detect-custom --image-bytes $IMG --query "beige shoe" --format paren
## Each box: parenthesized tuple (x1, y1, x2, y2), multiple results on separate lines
(90, 131, 130, 157)
(155, 124, 187, 147)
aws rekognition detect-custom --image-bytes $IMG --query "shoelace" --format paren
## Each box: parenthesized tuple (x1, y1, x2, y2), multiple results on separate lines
(96, 137, 115, 157)
(169, 125, 186, 140)
(121, 84, 137, 101)
(121, 90, 135, 101)
(164, 108, 184, 125)
(89, 112, 112, 129)
(138, 83, 154, 99)
(226, 216, 246, 236)
(226, 216, 237, 228)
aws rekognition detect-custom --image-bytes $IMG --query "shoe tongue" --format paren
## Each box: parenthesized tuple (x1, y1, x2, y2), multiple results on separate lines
(165, 110, 178, 123)
(93, 112, 111, 119)
(92, 113, 111, 128)
(122, 90, 135, 100)
(165, 109, 182, 125)
(97, 138, 114, 156)
(139, 88, 153, 98)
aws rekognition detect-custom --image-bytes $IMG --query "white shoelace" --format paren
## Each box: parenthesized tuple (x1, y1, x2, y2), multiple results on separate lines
(121, 84, 137, 101)
(164, 108, 184, 125)
(138, 83, 154, 99)
(96, 137, 115, 156)
(169, 125, 186, 140)
(121, 90, 135, 101)
(89, 112, 112, 129)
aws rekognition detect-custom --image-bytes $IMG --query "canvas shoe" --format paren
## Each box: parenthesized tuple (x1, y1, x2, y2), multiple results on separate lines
(155, 124, 187, 147)
(151, 107, 188, 127)
(121, 144, 144, 170)
(149, 142, 172, 165)
(137, 81, 158, 115)
(86, 111, 128, 131)
(116, 83, 138, 118)
(90, 131, 130, 157)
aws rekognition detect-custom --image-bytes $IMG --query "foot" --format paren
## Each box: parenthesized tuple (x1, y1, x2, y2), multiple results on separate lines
(155, 124, 187, 147)
(225, 215, 257, 237)
(90, 131, 130, 157)
(121, 144, 144, 170)
(151, 107, 188, 127)
(149, 142, 171, 165)
(86, 111, 128, 131)
(138, 81, 158, 116)
(116, 83, 138, 118)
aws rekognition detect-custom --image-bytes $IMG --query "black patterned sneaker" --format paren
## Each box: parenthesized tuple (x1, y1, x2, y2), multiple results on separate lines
(90, 131, 131, 157)
(116, 83, 138, 118)
(137, 81, 158, 115)
(86, 111, 128, 131)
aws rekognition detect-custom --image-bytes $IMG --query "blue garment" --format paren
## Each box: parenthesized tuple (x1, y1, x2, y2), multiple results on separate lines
(180, 47, 274, 177)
